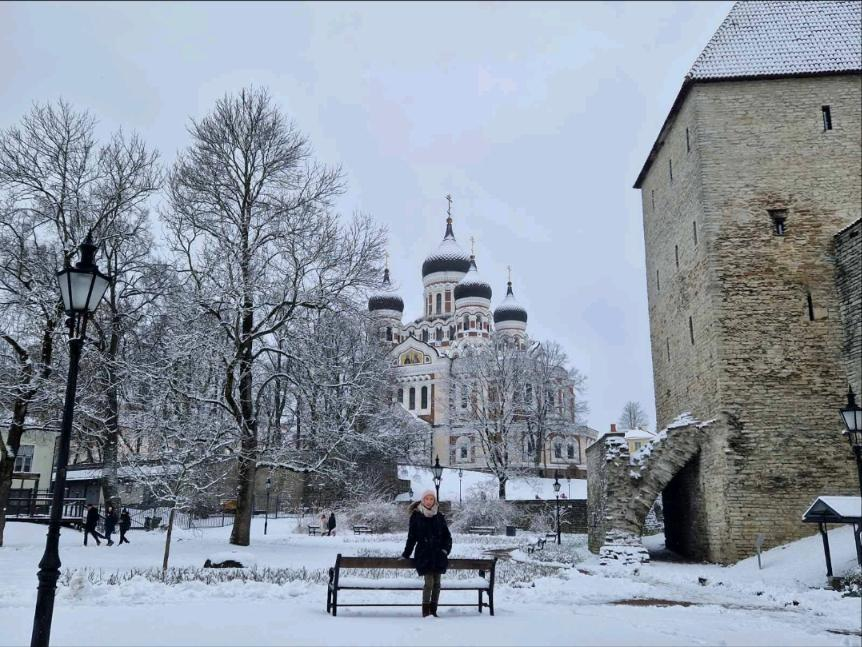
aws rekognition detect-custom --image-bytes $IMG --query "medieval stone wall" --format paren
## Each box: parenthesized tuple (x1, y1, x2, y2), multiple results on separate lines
(834, 220, 862, 394)
(640, 73, 862, 563)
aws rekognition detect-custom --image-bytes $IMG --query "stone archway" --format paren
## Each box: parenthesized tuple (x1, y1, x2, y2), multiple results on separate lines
(586, 416, 712, 563)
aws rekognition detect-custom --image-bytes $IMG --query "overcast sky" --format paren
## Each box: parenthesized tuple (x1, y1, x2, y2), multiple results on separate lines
(1, 0, 734, 432)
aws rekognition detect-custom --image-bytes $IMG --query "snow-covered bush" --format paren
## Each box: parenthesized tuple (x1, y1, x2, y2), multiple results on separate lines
(450, 499, 517, 532)
(340, 500, 409, 534)
(838, 567, 862, 598)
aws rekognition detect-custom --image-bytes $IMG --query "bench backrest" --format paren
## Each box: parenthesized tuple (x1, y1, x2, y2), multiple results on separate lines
(335, 554, 495, 571)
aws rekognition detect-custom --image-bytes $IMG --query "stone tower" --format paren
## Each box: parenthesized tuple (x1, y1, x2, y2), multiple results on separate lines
(634, 1, 862, 562)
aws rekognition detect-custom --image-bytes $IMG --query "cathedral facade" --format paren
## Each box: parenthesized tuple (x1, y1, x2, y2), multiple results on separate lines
(368, 209, 596, 477)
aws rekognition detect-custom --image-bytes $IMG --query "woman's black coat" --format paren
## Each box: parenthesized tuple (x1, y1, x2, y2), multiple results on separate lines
(401, 506, 452, 576)
(327, 513, 336, 531)
(119, 512, 131, 531)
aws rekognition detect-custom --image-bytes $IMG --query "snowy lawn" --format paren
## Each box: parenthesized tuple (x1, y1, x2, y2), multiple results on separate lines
(2, 518, 860, 646)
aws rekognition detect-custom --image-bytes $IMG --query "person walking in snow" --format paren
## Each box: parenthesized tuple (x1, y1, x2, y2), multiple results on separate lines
(103, 505, 118, 546)
(327, 511, 337, 537)
(83, 504, 102, 546)
(119, 508, 131, 544)
(401, 490, 452, 617)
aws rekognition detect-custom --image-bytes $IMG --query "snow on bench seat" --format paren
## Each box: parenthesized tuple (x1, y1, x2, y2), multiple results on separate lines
(338, 576, 491, 590)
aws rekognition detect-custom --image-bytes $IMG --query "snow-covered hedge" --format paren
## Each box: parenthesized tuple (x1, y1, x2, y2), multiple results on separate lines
(340, 500, 410, 534)
(449, 499, 518, 532)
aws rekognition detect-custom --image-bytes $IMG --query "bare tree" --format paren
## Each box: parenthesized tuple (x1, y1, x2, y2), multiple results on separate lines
(619, 400, 649, 430)
(163, 87, 385, 545)
(452, 334, 529, 498)
(522, 340, 587, 470)
(0, 100, 159, 545)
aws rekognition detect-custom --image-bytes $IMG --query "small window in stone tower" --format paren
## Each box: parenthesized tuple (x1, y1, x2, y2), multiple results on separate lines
(689, 316, 695, 345)
(822, 105, 832, 131)
(666, 338, 671, 362)
(693, 221, 698, 245)
(769, 209, 787, 235)
(656, 269, 660, 292)
(668, 159, 673, 182)
(421, 386, 428, 409)
(435, 293, 442, 315)
(686, 127, 691, 152)
(651, 190, 655, 210)
(675, 245, 679, 268)
(806, 292, 815, 321)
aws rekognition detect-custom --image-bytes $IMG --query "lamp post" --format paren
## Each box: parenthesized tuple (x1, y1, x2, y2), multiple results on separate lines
(264, 476, 272, 536)
(31, 236, 112, 647)
(567, 475, 571, 499)
(553, 471, 561, 545)
(432, 456, 444, 502)
(458, 468, 463, 504)
(840, 386, 862, 498)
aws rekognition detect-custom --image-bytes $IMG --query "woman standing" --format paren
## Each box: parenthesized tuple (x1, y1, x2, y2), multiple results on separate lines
(401, 490, 452, 617)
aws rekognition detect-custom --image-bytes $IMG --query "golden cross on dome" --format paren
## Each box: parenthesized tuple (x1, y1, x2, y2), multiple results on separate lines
(445, 194, 453, 218)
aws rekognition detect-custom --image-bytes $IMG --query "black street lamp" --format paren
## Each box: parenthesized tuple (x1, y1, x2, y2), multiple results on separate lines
(458, 468, 463, 504)
(432, 456, 444, 502)
(840, 386, 862, 498)
(553, 471, 561, 545)
(32, 236, 112, 647)
(264, 476, 272, 536)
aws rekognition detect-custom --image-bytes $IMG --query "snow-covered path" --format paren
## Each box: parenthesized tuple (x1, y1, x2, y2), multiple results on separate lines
(2, 519, 859, 646)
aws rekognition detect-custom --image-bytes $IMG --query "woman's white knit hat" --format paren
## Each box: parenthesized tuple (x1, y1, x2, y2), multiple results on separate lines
(419, 489, 437, 502)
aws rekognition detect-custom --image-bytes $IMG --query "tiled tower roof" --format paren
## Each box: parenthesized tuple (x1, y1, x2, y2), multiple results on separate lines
(688, 1, 861, 80)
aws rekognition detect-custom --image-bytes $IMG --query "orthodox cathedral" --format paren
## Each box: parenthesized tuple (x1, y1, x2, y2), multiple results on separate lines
(368, 202, 596, 477)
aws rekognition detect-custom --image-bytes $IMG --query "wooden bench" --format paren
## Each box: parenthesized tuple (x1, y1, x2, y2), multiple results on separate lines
(326, 554, 497, 617)
(526, 538, 547, 554)
(308, 525, 320, 535)
(352, 525, 373, 535)
(467, 526, 497, 535)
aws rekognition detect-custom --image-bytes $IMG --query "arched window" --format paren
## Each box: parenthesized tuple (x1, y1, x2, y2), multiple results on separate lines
(436, 327, 443, 341)
(449, 325, 455, 339)
(461, 385, 469, 409)
(386, 326, 392, 341)
(477, 315, 483, 328)
(409, 387, 416, 410)
(397, 388, 403, 404)
(436, 293, 442, 314)
(421, 386, 428, 409)
(567, 443, 575, 459)
(463, 315, 469, 329)
(422, 329, 429, 343)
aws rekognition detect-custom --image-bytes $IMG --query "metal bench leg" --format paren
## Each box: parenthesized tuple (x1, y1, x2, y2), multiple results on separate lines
(332, 590, 338, 616)
(326, 585, 332, 613)
(478, 590, 483, 613)
(489, 590, 495, 616)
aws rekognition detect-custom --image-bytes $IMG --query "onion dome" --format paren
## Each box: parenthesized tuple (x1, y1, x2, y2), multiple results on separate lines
(368, 267, 404, 313)
(493, 281, 527, 324)
(454, 256, 492, 302)
(421, 217, 471, 278)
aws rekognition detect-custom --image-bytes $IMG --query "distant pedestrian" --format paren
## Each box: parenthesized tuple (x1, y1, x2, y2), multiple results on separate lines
(401, 490, 452, 617)
(104, 505, 117, 546)
(83, 505, 102, 546)
(119, 508, 131, 544)
(327, 511, 336, 537)
(318, 511, 327, 535)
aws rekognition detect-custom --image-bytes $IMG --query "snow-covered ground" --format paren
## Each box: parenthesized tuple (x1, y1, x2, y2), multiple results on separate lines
(399, 464, 587, 501)
(2, 518, 859, 646)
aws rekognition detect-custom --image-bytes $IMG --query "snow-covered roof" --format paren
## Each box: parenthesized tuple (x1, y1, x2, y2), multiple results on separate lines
(625, 428, 656, 441)
(802, 495, 861, 521)
(422, 218, 471, 277)
(454, 256, 492, 301)
(634, 1, 862, 189)
(689, 1, 861, 80)
(60, 464, 174, 481)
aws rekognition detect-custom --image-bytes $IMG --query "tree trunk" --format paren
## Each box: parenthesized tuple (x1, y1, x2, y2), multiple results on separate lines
(498, 477, 507, 499)
(162, 507, 176, 572)
(0, 381, 32, 548)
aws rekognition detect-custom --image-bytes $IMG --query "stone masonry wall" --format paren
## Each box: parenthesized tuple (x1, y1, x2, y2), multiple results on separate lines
(640, 73, 862, 563)
(833, 220, 862, 395)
